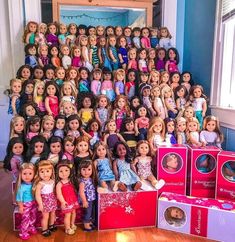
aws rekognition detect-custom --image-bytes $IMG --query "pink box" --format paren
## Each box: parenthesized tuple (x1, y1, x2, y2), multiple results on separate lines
(187, 146, 220, 198)
(156, 145, 188, 195)
(98, 190, 158, 230)
(158, 192, 235, 242)
(216, 150, 235, 201)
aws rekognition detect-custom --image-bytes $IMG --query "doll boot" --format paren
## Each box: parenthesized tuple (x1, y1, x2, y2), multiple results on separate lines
(154, 179, 165, 190)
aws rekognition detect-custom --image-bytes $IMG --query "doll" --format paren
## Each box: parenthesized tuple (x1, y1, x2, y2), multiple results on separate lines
(24, 44, 38, 68)
(159, 27, 172, 50)
(62, 136, 75, 162)
(97, 36, 112, 71)
(139, 71, 149, 91)
(87, 25, 96, 36)
(48, 136, 63, 165)
(23, 21, 38, 44)
(78, 160, 96, 231)
(113, 141, 142, 192)
(123, 27, 132, 48)
(49, 45, 61, 68)
(196, 154, 214, 173)
(60, 81, 77, 105)
(223, 162, 235, 182)
(127, 48, 138, 71)
(26, 135, 48, 164)
(103, 119, 126, 150)
(138, 48, 148, 72)
(89, 35, 99, 68)
(200, 115, 223, 148)
(8, 78, 22, 115)
(56, 160, 79, 235)
(93, 141, 118, 192)
(132, 27, 141, 49)
(20, 79, 35, 109)
(65, 114, 82, 139)
(112, 95, 130, 132)
(186, 117, 202, 146)
(156, 47, 167, 72)
(108, 34, 119, 71)
(140, 84, 156, 117)
(147, 117, 165, 154)
(163, 154, 179, 173)
(78, 67, 90, 93)
(165, 118, 177, 145)
(74, 136, 92, 175)
(148, 48, 157, 72)
(125, 69, 137, 100)
(79, 35, 93, 72)
(9, 115, 25, 139)
(165, 48, 179, 74)
(175, 85, 189, 117)
(161, 85, 178, 119)
(35, 22, 47, 46)
(150, 27, 159, 48)
(40, 115, 55, 141)
(71, 45, 83, 69)
(181, 71, 193, 93)
(135, 105, 149, 141)
(34, 160, 57, 237)
(169, 72, 180, 91)
(44, 81, 60, 117)
(118, 36, 128, 70)
(25, 116, 41, 142)
(54, 114, 66, 139)
(105, 26, 115, 36)
(60, 44, 71, 70)
(33, 80, 46, 114)
(183, 106, 195, 121)
(46, 22, 58, 46)
(3, 137, 24, 181)
(38, 44, 49, 68)
(151, 86, 166, 120)
(176, 117, 187, 145)
(165, 206, 186, 227)
(85, 119, 101, 148)
(141, 27, 151, 49)
(60, 101, 76, 117)
(20, 102, 40, 120)
(114, 69, 126, 96)
(33, 65, 44, 80)
(15, 163, 37, 240)
(66, 23, 77, 47)
(190, 85, 208, 129)
(132, 140, 165, 189)
(16, 64, 32, 83)
(77, 24, 87, 37)
(58, 23, 68, 45)
(115, 26, 123, 37)
(96, 25, 105, 38)
(100, 68, 115, 102)
(91, 68, 102, 96)
(55, 67, 66, 87)
(44, 64, 55, 82)
(65, 67, 79, 87)
(130, 96, 141, 119)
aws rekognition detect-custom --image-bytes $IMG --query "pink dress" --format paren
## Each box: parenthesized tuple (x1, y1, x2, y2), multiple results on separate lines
(141, 37, 151, 49)
(48, 96, 59, 117)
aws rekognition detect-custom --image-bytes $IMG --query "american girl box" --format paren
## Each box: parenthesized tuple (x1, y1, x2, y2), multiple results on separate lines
(216, 151, 235, 201)
(187, 146, 220, 198)
(158, 192, 235, 242)
(98, 189, 158, 230)
(156, 145, 187, 195)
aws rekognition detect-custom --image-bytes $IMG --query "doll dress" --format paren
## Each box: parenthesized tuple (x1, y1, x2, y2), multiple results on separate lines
(107, 133, 119, 149)
(101, 47, 112, 71)
(48, 96, 59, 117)
(101, 80, 115, 102)
(167, 60, 179, 73)
(97, 158, 115, 182)
(8, 94, 20, 115)
(91, 45, 99, 66)
(115, 108, 126, 130)
(97, 107, 109, 131)
(118, 47, 128, 64)
(136, 156, 153, 179)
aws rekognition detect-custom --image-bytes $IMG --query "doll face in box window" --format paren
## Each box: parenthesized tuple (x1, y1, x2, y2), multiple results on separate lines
(166, 155, 178, 169)
(206, 120, 216, 132)
(13, 143, 24, 156)
(64, 141, 74, 154)
(12, 81, 22, 94)
(22, 168, 34, 183)
(26, 105, 36, 117)
(170, 207, 183, 219)
(50, 142, 61, 154)
(21, 68, 31, 79)
(48, 24, 57, 34)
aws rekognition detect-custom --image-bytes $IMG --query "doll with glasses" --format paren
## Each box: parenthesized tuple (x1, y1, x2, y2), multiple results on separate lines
(35, 22, 47, 46)
(186, 117, 202, 146)
(98, 36, 112, 71)
(165, 118, 177, 145)
(100, 68, 115, 102)
(159, 27, 172, 50)
(23, 21, 38, 44)
(132, 27, 141, 49)
(8, 78, 22, 115)
(89, 35, 99, 68)
(46, 23, 58, 46)
(108, 34, 119, 71)
(9, 115, 25, 139)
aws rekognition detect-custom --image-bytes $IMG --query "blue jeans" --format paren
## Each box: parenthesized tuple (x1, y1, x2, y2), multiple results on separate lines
(138, 128, 147, 141)
(83, 201, 95, 223)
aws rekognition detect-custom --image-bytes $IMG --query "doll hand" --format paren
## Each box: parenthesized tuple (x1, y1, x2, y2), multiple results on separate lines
(135, 131, 139, 136)
(61, 202, 67, 209)
(173, 109, 178, 114)
(18, 206, 24, 214)
(202, 112, 206, 117)
(113, 59, 117, 63)
(82, 201, 88, 208)
(38, 204, 44, 212)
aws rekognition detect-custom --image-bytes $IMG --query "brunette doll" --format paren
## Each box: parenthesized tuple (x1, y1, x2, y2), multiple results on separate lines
(48, 136, 63, 165)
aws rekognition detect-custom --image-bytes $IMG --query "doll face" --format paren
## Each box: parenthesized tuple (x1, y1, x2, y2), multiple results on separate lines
(88, 27, 96, 36)
(63, 102, 74, 115)
(64, 141, 74, 154)
(97, 26, 105, 36)
(125, 121, 134, 132)
(166, 121, 175, 133)
(93, 72, 101, 80)
(177, 121, 186, 132)
(12, 143, 24, 155)
(80, 37, 88, 46)
(80, 70, 88, 79)
(26, 105, 36, 117)
(98, 97, 108, 108)
(188, 121, 198, 132)
(172, 74, 180, 83)
(138, 142, 149, 156)
(103, 72, 111, 81)
(90, 122, 99, 132)
(34, 141, 44, 155)
(142, 28, 150, 37)
(164, 89, 172, 98)
(96, 144, 107, 158)
(77, 141, 89, 153)
(109, 36, 116, 46)
(153, 122, 163, 133)
(151, 87, 160, 98)
(37, 84, 44, 95)
(129, 49, 137, 60)
(21, 68, 31, 79)
(133, 30, 140, 37)
(169, 49, 176, 60)
(47, 84, 56, 96)
(107, 121, 116, 132)
(45, 69, 55, 80)
(139, 50, 147, 59)
(56, 69, 65, 79)
(50, 142, 61, 154)
(73, 48, 81, 57)
(119, 37, 126, 48)
(170, 208, 183, 219)
(176, 87, 185, 98)
(21, 168, 34, 183)
(14, 120, 24, 133)
(34, 69, 44, 79)
(11, 81, 22, 94)
(138, 106, 147, 117)
(39, 167, 53, 181)
(39, 24, 47, 34)
(43, 119, 54, 131)
(61, 46, 70, 56)
(99, 37, 106, 46)
(158, 49, 166, 60)
(128, 71, 136, 82)
(79, 28, 86, 35)
(160, 28, 168, 38)
(116, 144, 127, 158)
(89, 37, 97, 46)
(56, 118, 65, 129)
(69, 25, 77, 35)
(48, 24, 57, 34)
(25, 83, 34, 94)
(117, 98, 126, 109)
(58, 166, 70, 180)
(152, 72, 160, 81)
(199, 157, 209, 168)
(183, 73, 191, 83)
(50, 46, 58, 57)
(193, 87, 202, 98)
(63, 84, 72, 96)
(206, 120, 216, 132)
(30, 122, 40, 133)
(115, 26, 123, 36)
(167, 155, 178, 169)
(29, 22, 37, 33)
(132, 98, 140, 108)
(140, 74, 148, 84)
(28, 46, 37, 56)
(149, 49, 156, 59)
(40, 46, 48, 56)
(106, 27, 114, 36)
(142, 88, 151, 97)
(69, 119, 79, 131)
(151, 29, 158, 37)
(81, 164, 92, 179)
(184, 108, 194, 119)
(116, 72, 125, 82)
(59, 25, 67, 34)
(83, 97, 91, 108)
(124, 28, 131, 37)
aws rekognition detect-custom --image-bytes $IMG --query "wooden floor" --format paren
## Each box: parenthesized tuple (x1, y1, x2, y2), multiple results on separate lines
(0, 168, 215, 242)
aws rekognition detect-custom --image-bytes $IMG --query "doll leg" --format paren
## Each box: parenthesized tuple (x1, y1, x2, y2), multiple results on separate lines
(132, 181, 142, 191)
(41, 211, 50, 232)
(195, 111, 203, 129)
(110, 180, 119, 192)
(138, 128, 147, 141)
(28, 201, 38, 234)
(64, 212, 75, 234)
(71, 209, 77, 231)
(48, 211, 57, 232)
(19, 202, 32, 239)
(83, 201, 94, 231)
(148, 174, 165, 190)
(118, 182, 127, 192)
(97, 180, 109, 193)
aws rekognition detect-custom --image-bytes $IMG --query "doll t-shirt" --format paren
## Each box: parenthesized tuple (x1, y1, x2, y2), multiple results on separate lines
(16, 182, 34, 203)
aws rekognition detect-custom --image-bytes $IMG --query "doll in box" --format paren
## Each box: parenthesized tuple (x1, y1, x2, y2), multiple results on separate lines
(163, 154, 180, 173)
(223, 162, 235, 182)
(196, 154, 215, 173)
(164, 206, 186, 227)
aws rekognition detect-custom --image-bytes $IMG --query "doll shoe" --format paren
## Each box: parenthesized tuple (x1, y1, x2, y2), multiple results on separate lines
(41, 229, 51, 237)
(71, 224, 77, 231)
(83, 227, 94, 232)
(113, 181, 119, 192)
(49, 224, 57, 232)
(97, 187, 108, 193)
(118, 182, 127, 192)
(29, 228, 38, 235)
(140, 181, 152, 191)
(65, 228, 75, 235)
(19, 233, 30, 240)
(154, 179, 165, 190)
(133, 181, 142, 191)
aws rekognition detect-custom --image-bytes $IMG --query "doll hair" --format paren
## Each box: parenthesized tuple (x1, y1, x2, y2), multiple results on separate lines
(25, 116, 41, 134)
(202, 115, 224, 143)
(77, 159, 97, 185)
(41, 115, 55, 133)
(140, 27, 150, 37)
(113, 141, 132, 163)
(104, 119, 117, 134)
(47, 22, 58, 35)
(77, 92, 96, 111)
(113, 95, 130, 115)
(120, 117, 135, 132)
(59, 100, 77, 116)
(165, 117, 176, 131)
(16, 65, 32, 80)
(164, 206, 185, 226)
(87, 25, 96, 35)
(189, 85, 208, 101)
(33, 80, 45, 100)
(136, 140, 151, 157)
(149, 70, 160, 86)
(24, 44, 37, 56)
(74, 135, 91, 157)
(92, 68, 102, 79)
(9, 78, 22, 94)
(60, 81, 78, 98)
(140, 83, 152, 97)
(21, 79, 35, 94)
(161, 85, 175, 117)
(22, 21, 38, 43)
(44, 80, 60, 99)
(78, 24, 87, 33)
(20, 101, 40, 119)
(102, 67, 113, 79)
(117, 35, 127, 47)
(63, 135, 75, 147)
(88, 34, 97, 47)
(3, 137, 25, 171)
(105, 26, 115, 36)
(78, 34, 88, 48)
(174, 85, 188, 99)
(135, 104, 150, 119)
(48, 136, 63, 159)
(9, 115, 25, 139)
(156, 47, 167, 60)
(114, 69, 126, 83)
(159, 27, 172, 38)
(132, 27, 141, 34)
(25, 135, 49, 162)
(92, 141, 112, 161)
(147, 117, 165, 141)
(166, 48, 179, 64)
(65, 114, 82, 135)
(43, 64, 55, 79)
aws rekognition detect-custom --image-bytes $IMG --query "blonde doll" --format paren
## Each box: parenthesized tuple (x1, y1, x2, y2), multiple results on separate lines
(62, 136, 75, 162)
(151, 86, 166, 119)
(114, 68, 126, 96)
(159, 71, 170, 88)
(23, 21, 38, 44)
(96, 25, 105, 38)
(148, 48, 156, 72)
(8, 78, 22, 115)
(79, 35, 93, 72)
(200, 115, 223, 148)
(38, 44, 49, 67)
(89, 35, 99, 68)
(159, 27, 172, 50)
(60, 44, 71, 70)
(65, 67, 79, 87)
(132, 140, 165, 189)
(164, 207, 186, 227)
(9, 115, 25, 139)
(33, 80, 46, 114)
(108, 34, 119, 71)
(183, 106, 195, 121)
(147, 117, 165, 154)
(56, 160, 79, 235)
(66, 23, 77, 47)
(176, 117, 187, 144)
(15, 163, 37, 240)
(186, 117, 202, 146)
(127, 48, 138, 70)
(71, 45, 82, 68)
(41, 115, 55, 141)
(59, 100, 77, 117)
(58, 23, 68, 45)
(34, 160, 57, 237)
(60, 81, 77, 105)
(149, 70, 160, 87)
(55, 66, 66, 87)
(35, 22, 47, 45)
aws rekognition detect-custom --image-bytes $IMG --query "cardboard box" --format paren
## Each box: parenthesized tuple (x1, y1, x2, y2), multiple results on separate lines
(156, 145, 188, 195)
(216, 151, 235, 201)
(98, 189, 158, 230)
(158, 192, 235, 242)
(187, 146, 220, 198)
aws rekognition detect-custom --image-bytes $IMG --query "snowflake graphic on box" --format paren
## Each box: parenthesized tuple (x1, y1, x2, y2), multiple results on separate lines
(99, 192, 138, 215)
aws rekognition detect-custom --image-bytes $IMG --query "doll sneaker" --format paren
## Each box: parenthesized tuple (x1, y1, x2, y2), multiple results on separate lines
(133, 181, 142, 191)
(19, 233, 30, 240)
(71, 224, 77, 231)
(65, 228, 75, 235)
(154, 179, 165, 190)
(113, 181, 120, 192)
(140, 181, 152, 191)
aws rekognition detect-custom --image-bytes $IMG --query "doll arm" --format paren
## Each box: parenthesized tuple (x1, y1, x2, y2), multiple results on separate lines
(134, 120, 140, 135)
(98, 48, 103, 64)
(17, 202, 24, 214)
(202, 100, 207, 117)
(118, 53, 124, 64)
(25, 33, 31, 44)
(131, 158, 138, 174)
(176, 98, 181, 111)
(11, 95, 18, 115)
(138, 61, 143, 71)
(149, 137, 157, 155)
(113, 160, 119, 180)
(112, 109, 116, 120)
(38, 57, 44, 68)
(109, 48, 117, 62)
(177, 133, 183, 145)
(165, 61, 169, 72)
(189, 133, 202, 146)
(165, 98, 178, 113)
(141, 38, 145, 48)
(45, 97, 53, 116)
(124, 85, 129, 96)
(56, 182, 67, 209)
(35, 183, 44, 211)
(103, 134, 109, 145)
(89, 48, 93, 64)
(117, 133, 127, 144)
(82, 46, 88, 62)
(79, 182, 88, 208)
(94, 110, 102, 125)
(51, 57, 58, 68)
(153, 100, 162, 116)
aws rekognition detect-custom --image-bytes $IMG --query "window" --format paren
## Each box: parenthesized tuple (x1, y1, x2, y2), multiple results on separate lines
(210, 0, 235, 129)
